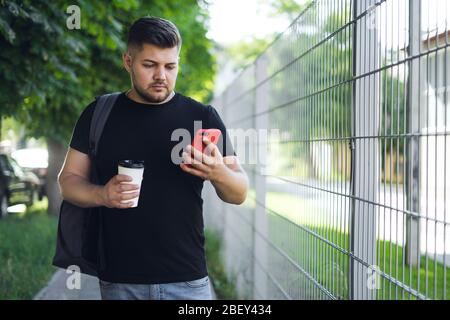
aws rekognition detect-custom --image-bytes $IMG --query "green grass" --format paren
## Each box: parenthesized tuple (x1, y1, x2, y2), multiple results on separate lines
(204, 228, 239, 299)
(376, 239, 450, 300)
(0, 199, 58, 300)
(266, 208, 450, 300)
(241, 190, 450, 300)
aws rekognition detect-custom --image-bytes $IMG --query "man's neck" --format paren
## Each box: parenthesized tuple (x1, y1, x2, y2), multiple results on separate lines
(126, 88, 175, 105)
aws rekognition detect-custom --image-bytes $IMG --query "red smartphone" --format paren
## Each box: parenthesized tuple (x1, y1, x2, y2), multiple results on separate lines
(191, 129, 222, 153)
(185, 129, 221, 167)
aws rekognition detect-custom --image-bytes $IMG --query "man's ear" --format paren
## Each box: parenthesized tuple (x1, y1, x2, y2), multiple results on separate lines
(123, 53, 132, 73)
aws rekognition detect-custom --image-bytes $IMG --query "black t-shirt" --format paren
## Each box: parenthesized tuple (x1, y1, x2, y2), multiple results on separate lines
(69, 92, 235, 284)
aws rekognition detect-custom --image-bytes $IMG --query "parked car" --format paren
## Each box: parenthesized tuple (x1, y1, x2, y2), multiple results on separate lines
(11, 148, 48, 201)
(0, 153, 41, 218)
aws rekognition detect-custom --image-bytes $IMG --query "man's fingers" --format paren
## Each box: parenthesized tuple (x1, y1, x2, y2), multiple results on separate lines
(182, 152, 208, 171)
(112, 191, 139, 209)
(116, 174, 133, 183)
(118, 183, 140, 192)
(182, 150, 195, 164)
(115, 200, 135, 209)
(180, 163, 205, 179)
(203, 140, 217, 157)
(182, 151, 194, 164)
(187, 145, 214, 165)
(119, 191, 140, 201)
(204, 137, 224, 158)
(108, 189, 139, 202)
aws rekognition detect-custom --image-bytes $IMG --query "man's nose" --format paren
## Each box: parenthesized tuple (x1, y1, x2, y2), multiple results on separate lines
(153, 67, 166, 81)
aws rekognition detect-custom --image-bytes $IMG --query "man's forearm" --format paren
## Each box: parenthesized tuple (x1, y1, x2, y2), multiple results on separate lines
(59, 174, 104, 208)
(211, 166, 248, 205)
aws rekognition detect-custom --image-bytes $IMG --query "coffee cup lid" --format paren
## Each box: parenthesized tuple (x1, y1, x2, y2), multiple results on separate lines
(118, 160, 145, 169)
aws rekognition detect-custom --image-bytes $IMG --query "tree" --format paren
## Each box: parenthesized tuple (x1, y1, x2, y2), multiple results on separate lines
(0, 0, 215, 214)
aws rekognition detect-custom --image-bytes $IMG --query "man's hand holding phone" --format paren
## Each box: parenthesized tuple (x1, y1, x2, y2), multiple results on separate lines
(180, 129, 226, 181)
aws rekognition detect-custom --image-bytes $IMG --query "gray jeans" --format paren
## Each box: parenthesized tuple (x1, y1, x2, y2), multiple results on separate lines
(99, 275, 212, 300)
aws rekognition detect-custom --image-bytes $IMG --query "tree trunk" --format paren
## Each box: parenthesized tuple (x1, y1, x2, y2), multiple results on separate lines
(46, 138, 67, 215)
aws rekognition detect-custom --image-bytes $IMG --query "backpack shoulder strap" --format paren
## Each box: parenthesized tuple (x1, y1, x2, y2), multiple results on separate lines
(89, 92, 121, 158)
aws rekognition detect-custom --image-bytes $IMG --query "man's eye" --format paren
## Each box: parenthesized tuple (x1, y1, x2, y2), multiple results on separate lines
(143, 64, 153, 68)
(166, 66, 176, 70)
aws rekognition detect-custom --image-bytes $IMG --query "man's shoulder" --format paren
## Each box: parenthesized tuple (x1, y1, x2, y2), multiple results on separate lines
(81, 92, 123, 115)
(176, 92, 211, 111)
(77, 99, 97, 119)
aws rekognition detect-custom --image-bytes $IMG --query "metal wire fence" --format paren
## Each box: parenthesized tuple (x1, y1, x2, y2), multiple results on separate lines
(203, 0, 450, 300)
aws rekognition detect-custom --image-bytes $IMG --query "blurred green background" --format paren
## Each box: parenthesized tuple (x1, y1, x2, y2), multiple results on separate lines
(0, 0, 295, 299)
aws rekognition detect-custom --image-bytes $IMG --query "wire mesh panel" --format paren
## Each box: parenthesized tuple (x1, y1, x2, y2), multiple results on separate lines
(203, 0, 450, 300)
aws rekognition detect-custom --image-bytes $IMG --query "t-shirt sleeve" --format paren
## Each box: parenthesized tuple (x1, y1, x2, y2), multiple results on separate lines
(69, 101, 96, 155)
(204, 105, 236, 157)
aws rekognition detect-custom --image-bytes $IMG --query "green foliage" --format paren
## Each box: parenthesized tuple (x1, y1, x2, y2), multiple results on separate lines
(263, 0, 312, 21)
(0, 200, 58, 300)
(380, 68, 407, 155)
(204, 228, 239, 299)
(0, 0, 215, 145)
(225, 37, 272, 72)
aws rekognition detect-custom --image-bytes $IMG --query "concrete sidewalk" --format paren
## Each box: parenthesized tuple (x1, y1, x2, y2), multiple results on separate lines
(34, 269, 101, 300)
(34, 269, 217, 300)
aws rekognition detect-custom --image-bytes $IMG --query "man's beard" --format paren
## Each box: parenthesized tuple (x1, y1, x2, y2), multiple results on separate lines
(132, 72, 171, 103)
(134, 84, 171, 103)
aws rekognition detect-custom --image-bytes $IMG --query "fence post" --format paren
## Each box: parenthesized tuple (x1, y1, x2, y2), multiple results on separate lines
(405, 0, 421, 268)
(253, 54, 269, 299)
(350, 0, 380, 300)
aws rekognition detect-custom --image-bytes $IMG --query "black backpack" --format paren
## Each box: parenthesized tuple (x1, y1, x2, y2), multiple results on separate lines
(52, 93, 120, 276)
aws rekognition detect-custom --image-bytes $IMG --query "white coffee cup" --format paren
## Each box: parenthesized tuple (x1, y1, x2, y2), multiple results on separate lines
(118, 160, 145, 208)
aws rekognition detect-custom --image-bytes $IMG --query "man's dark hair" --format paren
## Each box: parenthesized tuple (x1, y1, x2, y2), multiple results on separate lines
(127, 16, 182, 52)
